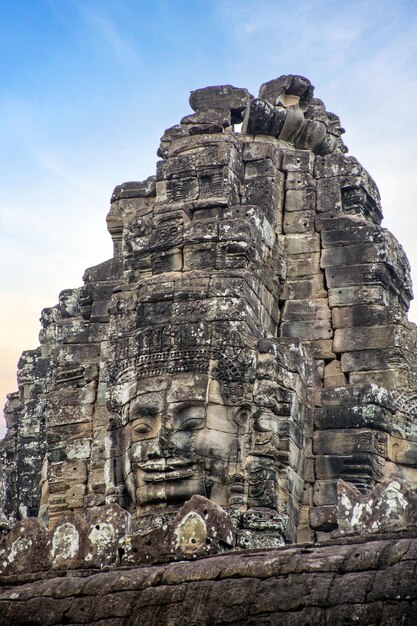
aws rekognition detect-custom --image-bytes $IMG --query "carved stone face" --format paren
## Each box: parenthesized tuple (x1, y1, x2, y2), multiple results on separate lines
(123, 373, 250, 512)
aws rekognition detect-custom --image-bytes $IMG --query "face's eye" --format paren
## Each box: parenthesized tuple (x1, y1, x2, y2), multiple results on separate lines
(177, 416, 204, 431)
(172, 404, 205, 431)
(130, 414, 159, 441)
(133, 423, 153, 435)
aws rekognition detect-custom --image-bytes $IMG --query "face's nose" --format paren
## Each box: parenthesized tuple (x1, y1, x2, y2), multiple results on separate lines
(145, 428, 176, 459)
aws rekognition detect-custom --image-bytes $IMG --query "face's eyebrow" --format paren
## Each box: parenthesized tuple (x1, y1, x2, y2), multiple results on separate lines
(172, 402, 205, 416)
(130, 404, 160, 417)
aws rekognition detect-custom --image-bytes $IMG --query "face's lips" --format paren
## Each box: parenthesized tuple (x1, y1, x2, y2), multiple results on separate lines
(137, 458, 197, 482)
(137, 458, 194, 471)
(142, 467, 195, 483)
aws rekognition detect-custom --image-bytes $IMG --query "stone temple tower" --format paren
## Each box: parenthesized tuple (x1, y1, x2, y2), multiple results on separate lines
(1, 77, 417, 620)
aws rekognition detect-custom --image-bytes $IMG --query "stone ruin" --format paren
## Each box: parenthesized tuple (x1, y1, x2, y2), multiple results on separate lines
(1, 75, 417, 624)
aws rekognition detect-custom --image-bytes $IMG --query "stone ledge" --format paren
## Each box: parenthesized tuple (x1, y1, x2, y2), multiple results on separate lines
(1, 533, 417, 625)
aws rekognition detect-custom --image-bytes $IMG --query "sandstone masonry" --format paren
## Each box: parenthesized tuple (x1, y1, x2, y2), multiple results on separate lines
(1, 74, 417, 624)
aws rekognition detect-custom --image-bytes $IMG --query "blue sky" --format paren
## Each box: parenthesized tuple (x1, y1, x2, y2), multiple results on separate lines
(2, 0, 417, 435)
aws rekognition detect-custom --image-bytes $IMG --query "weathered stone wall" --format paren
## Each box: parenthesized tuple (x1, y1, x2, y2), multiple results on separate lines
(1, 350, 48, 520)
(1, 533, 417, 625)
(2, 71, 417, 625)
(1, 72, 417, 548)
(0, 257, 124, 526)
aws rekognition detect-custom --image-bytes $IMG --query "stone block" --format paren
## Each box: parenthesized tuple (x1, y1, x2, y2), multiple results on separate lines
(65, 438, 91, 461)
(242, 174, 284, 227)
(165, 155, 195, 179)
(285, 172, 315, 191)
(315, 212, 368, 232)
(328, 285, 390, 308)
(286, 253, 320, 278)
(181, 109, 231, 133)
(337, 478, 417, 535)
(245, 158, 275, 178)
(84, 493, 106, 508)
(49, 403, 94, 427)
(315, 454, 382, 481)
(323, 360, 345, 388)
(189, 85, 252, 114)
(327, 573, 376, 607)
(321, 224, 382, 248)
(259, 74, 312, 100)
(155, 179, 170, 204)
(65, 483, 86, 508)
(314, 153, 364, 179)
(242, 141, 281, 164)
(0, 518, 50, 575)
(199, 143, 243, 174)
(313, 479, 338, 506)
(321, 243, 386, 269)
(325, 263, 394, 290)
(111, 177, 156, 202)
(280, 321, 332, 341)
(183, 243, 217, 271)
(281, 275, 327, 300)
(279, 108, 306, 144)
(316, 178, 342, 212)
(313, 429, 386, 456)
(198, 165, 236, 200)
(48, 513, 88, 568)
(332, 304, 406, 329)
(387, 438, 417, 466)
(48, 423, 92, 445)
(168, 132, 241, 157)
(296, 517, 315, 544)
(49, 387, 84, 408)
(170, 176, 200, 203)
(65, 592, 136, 622)
(83, 257, 122, 283)
(319, 384, 395, 409)
(242, 98, 286, 136)
(283, 210, 315, 233)
(341, 183, 383, 225)
(285, 233, 320, 255)
(315, 405, 391, 433)
(62, 343, 101, 363)
(151, 248, 183, 274)
(349, 368, 409, 388)
(309, 505, 337, 531)
(281, 149, 315, 173)
(284, 188, 316, 211)
(62, 460, 88, 486)
(333, 325, 412, 353)
(158, 124, 187, 157)
(340, 348, 413, 373)
(129, 495, 235, 566)
(282, 298, 330, 322)
(301, 339, 335, 360)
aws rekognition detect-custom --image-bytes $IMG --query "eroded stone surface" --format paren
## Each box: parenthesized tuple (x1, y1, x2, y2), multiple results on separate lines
(337, 477, 417, 535)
